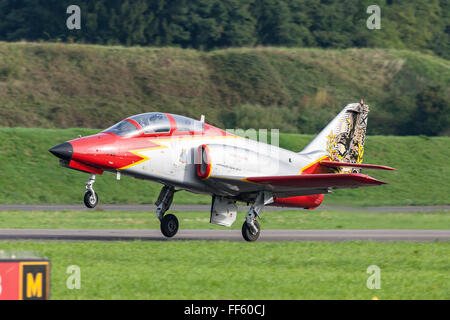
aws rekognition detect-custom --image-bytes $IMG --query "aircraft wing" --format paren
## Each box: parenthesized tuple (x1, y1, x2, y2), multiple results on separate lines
(207, 173, 387, 198)
(244, 173, 386, 188)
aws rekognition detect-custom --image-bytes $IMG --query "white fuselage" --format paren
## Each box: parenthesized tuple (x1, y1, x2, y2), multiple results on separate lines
(121, 134, 325, 195)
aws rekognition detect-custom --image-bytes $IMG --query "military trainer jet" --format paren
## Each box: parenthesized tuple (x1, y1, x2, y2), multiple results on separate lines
(49, 101, 395, 241)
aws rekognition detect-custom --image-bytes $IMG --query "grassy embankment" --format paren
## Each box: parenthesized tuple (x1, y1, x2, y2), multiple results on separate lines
(0, 42, 448, 135)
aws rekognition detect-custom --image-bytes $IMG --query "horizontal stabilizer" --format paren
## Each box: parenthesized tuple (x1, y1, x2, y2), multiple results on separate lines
(245, 173, 386, 189)
(319, 161, 397, 171)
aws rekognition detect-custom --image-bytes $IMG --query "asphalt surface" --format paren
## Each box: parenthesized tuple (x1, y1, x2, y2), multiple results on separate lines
(1, 204, 447, 242)
(1, 204, 449, 212)
(0, 229, 449, 242)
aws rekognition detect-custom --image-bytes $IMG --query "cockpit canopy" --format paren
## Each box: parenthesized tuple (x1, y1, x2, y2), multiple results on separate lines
(103, 112, 204, 136)
(170, 114, 204, 132)
(130, 112, 171, 134)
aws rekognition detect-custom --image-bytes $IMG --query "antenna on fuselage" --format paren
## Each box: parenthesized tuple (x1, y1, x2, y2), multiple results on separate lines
(200, 115, 205, 123)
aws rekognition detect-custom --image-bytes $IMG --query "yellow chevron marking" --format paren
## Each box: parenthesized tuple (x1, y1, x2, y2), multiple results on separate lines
(119, 135, 242, 170)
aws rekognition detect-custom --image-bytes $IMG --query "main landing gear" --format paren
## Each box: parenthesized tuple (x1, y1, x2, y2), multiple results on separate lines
(84, 174, 98, 208)
(241, 192, 273, 242)
(155, 185, 178, 238)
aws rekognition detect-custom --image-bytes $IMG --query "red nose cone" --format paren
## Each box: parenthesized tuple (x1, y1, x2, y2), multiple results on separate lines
(69, 133, 119, 169)
(61, 132, 149, 171)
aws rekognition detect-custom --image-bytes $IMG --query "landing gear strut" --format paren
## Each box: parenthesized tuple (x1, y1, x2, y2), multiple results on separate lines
(84, 174, 98, 208)
(241, 192, 273, 242)
(155, 185, 178, 238)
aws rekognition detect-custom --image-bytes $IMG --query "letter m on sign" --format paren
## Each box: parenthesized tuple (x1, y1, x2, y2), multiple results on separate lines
(27, 273, 42, 298)
(20, 261, 50, 300)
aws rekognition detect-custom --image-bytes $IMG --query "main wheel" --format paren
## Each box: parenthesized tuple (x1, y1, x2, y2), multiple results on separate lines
(160, 214, 179, 238)
(242, 220, 260, 242)
(84, 191, 98, 208)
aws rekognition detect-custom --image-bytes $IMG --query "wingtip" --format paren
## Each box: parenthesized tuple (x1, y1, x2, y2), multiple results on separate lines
(358, 174, 388, 185)
(375, 177, 389, 185)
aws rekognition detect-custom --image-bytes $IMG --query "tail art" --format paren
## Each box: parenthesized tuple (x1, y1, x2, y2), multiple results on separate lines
(300, 100, 370, 173)
(326, 101, 369, 172)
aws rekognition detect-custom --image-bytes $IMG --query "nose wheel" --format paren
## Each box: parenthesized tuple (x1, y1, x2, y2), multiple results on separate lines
(84, 190, 98, 208)
(84, 174, 98, 208)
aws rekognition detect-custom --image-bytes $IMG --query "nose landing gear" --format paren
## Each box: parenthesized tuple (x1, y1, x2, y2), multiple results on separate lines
(84, 174, 98, 208)
(155, 185, 178, 238)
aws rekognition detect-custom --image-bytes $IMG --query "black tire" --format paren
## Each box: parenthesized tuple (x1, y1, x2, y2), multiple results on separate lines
(160, 214, 179, 238)
(242, 220, 260, 242)
(84, 191, 98, 208)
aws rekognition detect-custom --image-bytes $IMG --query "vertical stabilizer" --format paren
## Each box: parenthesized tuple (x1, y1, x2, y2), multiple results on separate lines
(299, 101, 370, 172)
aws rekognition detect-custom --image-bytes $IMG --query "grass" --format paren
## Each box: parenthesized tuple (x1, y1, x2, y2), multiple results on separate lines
(0, 241, 448, 299)
(0, 210, 448, 230)
(0, 127, 449, 206)
(0, 43, 448, 135)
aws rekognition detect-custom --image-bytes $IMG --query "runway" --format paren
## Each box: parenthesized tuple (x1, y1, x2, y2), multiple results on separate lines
(0, 229, 448, 242)
(1, 205, 448, 242)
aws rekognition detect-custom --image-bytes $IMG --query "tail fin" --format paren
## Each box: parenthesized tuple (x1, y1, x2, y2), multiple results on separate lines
(299, 100, 369, 172)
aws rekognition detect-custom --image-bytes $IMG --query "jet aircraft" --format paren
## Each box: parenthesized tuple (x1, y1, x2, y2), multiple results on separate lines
(49, 101, 395, 241)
